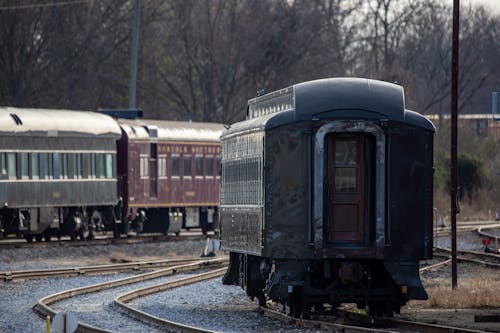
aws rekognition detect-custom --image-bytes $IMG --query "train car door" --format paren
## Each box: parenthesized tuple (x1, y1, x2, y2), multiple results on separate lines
(149, 143, 158, 198)
(324, 133, 374, 244)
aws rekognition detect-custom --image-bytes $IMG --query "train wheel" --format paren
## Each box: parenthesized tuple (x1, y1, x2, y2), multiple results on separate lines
(368, 301, 394, 317)
(35, 234, 43, 242)
(258, 294, 267, 307)
(285, 287, 304, 318)
(25, 235, 33, 243)
(44, 233, 51, 242)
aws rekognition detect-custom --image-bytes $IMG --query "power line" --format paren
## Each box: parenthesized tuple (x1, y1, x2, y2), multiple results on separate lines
(0, 0, 93, 11)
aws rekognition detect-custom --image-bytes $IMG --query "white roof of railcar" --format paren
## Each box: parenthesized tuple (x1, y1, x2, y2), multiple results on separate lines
(118, 119, 224, 142)
(0, 107, 122, 138)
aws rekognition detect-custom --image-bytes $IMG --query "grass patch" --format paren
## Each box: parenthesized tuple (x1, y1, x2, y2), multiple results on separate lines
(426, 275, 500, 308)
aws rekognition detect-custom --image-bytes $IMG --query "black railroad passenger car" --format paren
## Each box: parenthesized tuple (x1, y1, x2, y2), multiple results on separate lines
(0, 108, 122, 241)
(220, 78, 435, 317)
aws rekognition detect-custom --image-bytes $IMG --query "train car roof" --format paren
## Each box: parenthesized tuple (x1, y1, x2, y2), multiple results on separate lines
(0, 107, 122, 138)
(223, 78, 435, 137)
(118, 119, 224, 142)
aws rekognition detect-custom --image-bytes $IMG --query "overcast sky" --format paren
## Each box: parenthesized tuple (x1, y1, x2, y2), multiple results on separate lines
(464, 0, 500, 13)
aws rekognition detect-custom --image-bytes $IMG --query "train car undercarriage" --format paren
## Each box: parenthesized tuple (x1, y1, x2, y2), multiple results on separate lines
(223, 253, 425, 318)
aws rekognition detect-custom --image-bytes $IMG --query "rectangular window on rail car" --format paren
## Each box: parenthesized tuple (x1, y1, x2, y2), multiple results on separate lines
(19, 153, 29, 180)
(195, 154, 203, 179)
(76, 154, 82, 179)
(105, 154, 113, 178)
(6, 153, 16, 180)
(0, 153, 6, 178)
(205, 155, 214, 178)
(53, 153, 60, 179)
(39, 153, 47, 179)
(140, 155, 149, 178)
(89, 153, 96, 179)
(68, 154, 75, 179)
(183, 154, 192, 179)
(158, 155, 167, 179)
(30, 153, 39, 180)
(171, 154, 180, 178)
(215, 156, 221, 178)
(97, 154, 105, 178)
(61, 154, 68, 179)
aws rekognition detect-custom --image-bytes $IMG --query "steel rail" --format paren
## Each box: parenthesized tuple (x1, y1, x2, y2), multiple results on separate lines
(0, 231, 211, 249)
(115, 268, 227, 333)
(259, 307, 399, 333)
(1, 257, 204, 281)
(260, 305, 489, 333)
(32, 258, 228, 333)
(434, 246, 500, 267)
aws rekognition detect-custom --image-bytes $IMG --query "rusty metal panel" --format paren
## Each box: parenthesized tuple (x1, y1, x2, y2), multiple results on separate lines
(387, 124, 434, 260)
(220, 207, 263, 255)
(263, 124, 312, 259)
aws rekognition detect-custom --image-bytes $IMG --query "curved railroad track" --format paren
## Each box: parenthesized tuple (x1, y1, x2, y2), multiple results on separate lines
(0, 257, 206, 281)
(433, 246, 500, 268)
(33, 258, 228, 333)
(434, 221, 500, 237)
(115, 268, 226, 333)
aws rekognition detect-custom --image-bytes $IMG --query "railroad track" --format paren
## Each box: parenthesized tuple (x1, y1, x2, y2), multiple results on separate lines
(33, 258, 228, 333)
(259, 306, 489, 333)
(433, 246, 500, 268)
(0, 232, 210, 249)
(115, 268, 226, 333)
(434, 221, 500, 237)
(0, 257, 205, 281)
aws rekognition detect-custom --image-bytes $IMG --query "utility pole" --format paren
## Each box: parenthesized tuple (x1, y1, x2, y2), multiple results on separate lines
(129, 0, 140, 110)
(450, 0, 460, 290)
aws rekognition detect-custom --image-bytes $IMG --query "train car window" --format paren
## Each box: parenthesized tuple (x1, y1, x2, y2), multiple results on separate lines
(205, 155, 214, 177)
(195, 154, 203, 178)
(183, 154, 192, 178)
(215, 156, 221, 178)
(158, 155, 167, 178)
(89, 153, 96, 179)
(97, 154, 105, 178)
(75, 154, 82, 179)
(20, 153, 29, 179)
(105, 154, 113, 178)
(6, 153, 16, 180)
(334, 140, 357, 192)
(140, 155, 149, 178)
(53, 153, 60, 179)
(171, 154, 180, 177)
(0, 153, 6, 178)
(29, 153, 39, 180)
(39, 153, 47, 179)
(47, 154, 54, 179)
(61, 153, 69, 179)
(68, 154, 75, 179)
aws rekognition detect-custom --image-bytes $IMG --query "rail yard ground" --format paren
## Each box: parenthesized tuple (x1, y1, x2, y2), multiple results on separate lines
(0, 230, 499, 332)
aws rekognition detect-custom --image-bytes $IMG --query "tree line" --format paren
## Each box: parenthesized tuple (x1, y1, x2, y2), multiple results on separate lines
(0, 0, 499, 123)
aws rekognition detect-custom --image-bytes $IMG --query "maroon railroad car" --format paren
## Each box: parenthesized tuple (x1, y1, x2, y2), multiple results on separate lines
(117, 119, 224, 235)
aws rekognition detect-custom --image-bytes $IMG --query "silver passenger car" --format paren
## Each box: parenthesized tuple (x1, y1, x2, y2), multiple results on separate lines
(0, 107, 121, 241)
